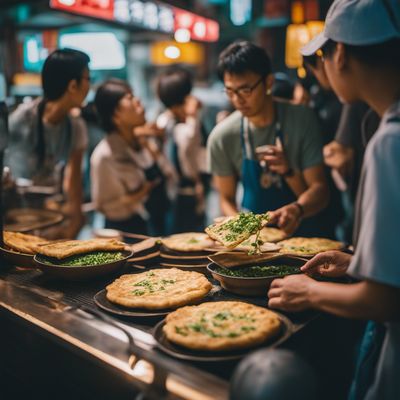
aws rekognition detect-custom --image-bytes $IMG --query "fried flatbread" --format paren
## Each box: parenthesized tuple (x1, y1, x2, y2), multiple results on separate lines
(233, 236, 280, 252)
(106, 268, 212, 310)
(3, 231, 48, 255)
(259, 227, 287, 243)
(205, 212, 269, 249)
(278, 237, 344, 256)
(164, 301, 281, 352)
(36, 238, 125, 259)
(161, 233, 215, 252)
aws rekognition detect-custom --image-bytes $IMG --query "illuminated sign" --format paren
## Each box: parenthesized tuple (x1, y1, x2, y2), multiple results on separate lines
(50, 0, 219, 41)
(59, 32, 126, 70)
(230, 0, 251, 26)
(113, 0, 174, 32)
(151, 41, 204, 65)
(50, 0, 114, 20)
(174, 8, 219, 42)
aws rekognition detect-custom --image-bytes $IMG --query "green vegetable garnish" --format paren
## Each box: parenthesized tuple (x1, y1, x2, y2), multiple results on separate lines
(215, 264, 301, 278)
(40, 251, 124, 267)
(221, 212, 268, 246)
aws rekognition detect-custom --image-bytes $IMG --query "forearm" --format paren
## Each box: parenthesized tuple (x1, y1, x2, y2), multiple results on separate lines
(284, 172, 307, 197)
(297, 182, 329, 217)
(63, 161, 84, 239)
(309, 280, 400, 322)
(220, 195, 238, 216)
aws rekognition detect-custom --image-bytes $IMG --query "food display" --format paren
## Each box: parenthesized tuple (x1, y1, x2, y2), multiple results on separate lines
(205, 212, 269, 251)
(161, 232, 215, 252)
(163, 301, 281, 352)
(278, 237, 344, 256)
(213, 264, 301, 278)
(35, 238, 126, 259)
(3, 231, 48, 254)
(106, 268, 212, 310)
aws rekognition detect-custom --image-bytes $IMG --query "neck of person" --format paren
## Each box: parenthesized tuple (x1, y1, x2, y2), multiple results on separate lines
(43, 99, 71, 125)
(359, 68, 400, 117)
(170, 105, 186, 123)
(117, 125, 140, 149)
(247, 95, 275, 128)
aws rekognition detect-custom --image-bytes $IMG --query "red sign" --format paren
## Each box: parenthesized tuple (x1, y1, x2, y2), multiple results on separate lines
(50, 0, 219, 42)
(174, 8, 219, 42)
(50, 0, 114, 21)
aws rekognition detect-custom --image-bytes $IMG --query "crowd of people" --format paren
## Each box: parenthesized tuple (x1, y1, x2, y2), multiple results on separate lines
(3, 0, 400, 398)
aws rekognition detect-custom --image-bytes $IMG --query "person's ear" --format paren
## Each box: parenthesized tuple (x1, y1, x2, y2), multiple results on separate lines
(265, 74, 274, 95)
(334, 43, 347, 71)
(67, 79, 79, 95)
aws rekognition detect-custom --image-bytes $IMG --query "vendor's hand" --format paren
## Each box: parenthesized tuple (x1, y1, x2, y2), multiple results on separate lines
(260, 145, 290, 176)
(133, 123, 165, 138)
(268, 274, 316, 312)
(323, 141, 354, 178)
(301, 250, 351, 278)
(268, 203, 301, 235)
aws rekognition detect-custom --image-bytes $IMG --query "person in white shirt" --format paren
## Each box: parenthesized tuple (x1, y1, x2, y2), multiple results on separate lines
(267, 1, 400, 399)
(156, 66, 206, 233)
(91, 79, 173, 235)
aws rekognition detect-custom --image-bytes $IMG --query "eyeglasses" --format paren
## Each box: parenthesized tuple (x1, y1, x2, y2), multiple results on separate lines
(223, 76, 264, 98)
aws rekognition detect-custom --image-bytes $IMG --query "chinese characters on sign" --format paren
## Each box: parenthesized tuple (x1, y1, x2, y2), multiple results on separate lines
(50, 0, 219, 42)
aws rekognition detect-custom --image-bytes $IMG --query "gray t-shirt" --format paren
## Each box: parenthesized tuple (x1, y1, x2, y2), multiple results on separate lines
(6, 98, 88, 185)
(207, 102, 323, 177)
(348, 100, 400, 400)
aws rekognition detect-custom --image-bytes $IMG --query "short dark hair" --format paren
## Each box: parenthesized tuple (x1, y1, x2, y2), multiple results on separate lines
(41, 48, 90, 100)
(94, 79, 131, 132)
(156, 66, 192, 108)
(302, 54, 318, 68)
(217, 41, 272, 80)
(323, 38, 400, 69)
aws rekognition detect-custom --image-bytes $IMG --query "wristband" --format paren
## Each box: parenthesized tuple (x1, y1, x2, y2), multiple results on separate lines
(293, 201, 304, 217)
(282, 167, 294, 178)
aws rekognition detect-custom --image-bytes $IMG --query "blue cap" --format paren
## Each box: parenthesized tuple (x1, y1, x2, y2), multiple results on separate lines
(301, 0, 400, 56)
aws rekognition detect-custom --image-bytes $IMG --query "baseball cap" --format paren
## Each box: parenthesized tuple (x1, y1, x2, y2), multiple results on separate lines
(301, 0, 400, 56)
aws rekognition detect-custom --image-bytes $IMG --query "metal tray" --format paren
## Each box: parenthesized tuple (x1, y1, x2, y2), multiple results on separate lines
(0, 245, 36, 268)
(4, 208, 64, 232)
(153, 312, 293, 362)
(93, 289, 171, 318)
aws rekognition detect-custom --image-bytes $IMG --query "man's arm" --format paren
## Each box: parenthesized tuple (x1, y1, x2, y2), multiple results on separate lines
(268, 274, 400, 322)
(269, 164, 329, 234)
(62, 149, 85, 238)
(296, 164, 330, 217)
(213, 175, 238, 216)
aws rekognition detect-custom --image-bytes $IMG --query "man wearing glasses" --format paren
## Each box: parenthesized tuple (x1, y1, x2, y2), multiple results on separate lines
(207, 41, 330, 236)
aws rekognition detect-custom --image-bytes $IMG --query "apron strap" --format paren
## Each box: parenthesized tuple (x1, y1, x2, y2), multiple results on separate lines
(240, 102, 285, 160)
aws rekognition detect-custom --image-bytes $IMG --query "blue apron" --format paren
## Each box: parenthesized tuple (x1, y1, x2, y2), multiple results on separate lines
(240, 104, 319, 236)
(348, 321, 386, 400)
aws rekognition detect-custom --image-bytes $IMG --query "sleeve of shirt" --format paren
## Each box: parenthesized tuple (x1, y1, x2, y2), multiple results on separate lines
(348, 130, 400, 289)
(298, 107, 324, 170)
(174, 116, 200, 180)
(90, 156, 130, 216)
(207, 124, 237, 176)
(5, 104, 35, 178)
